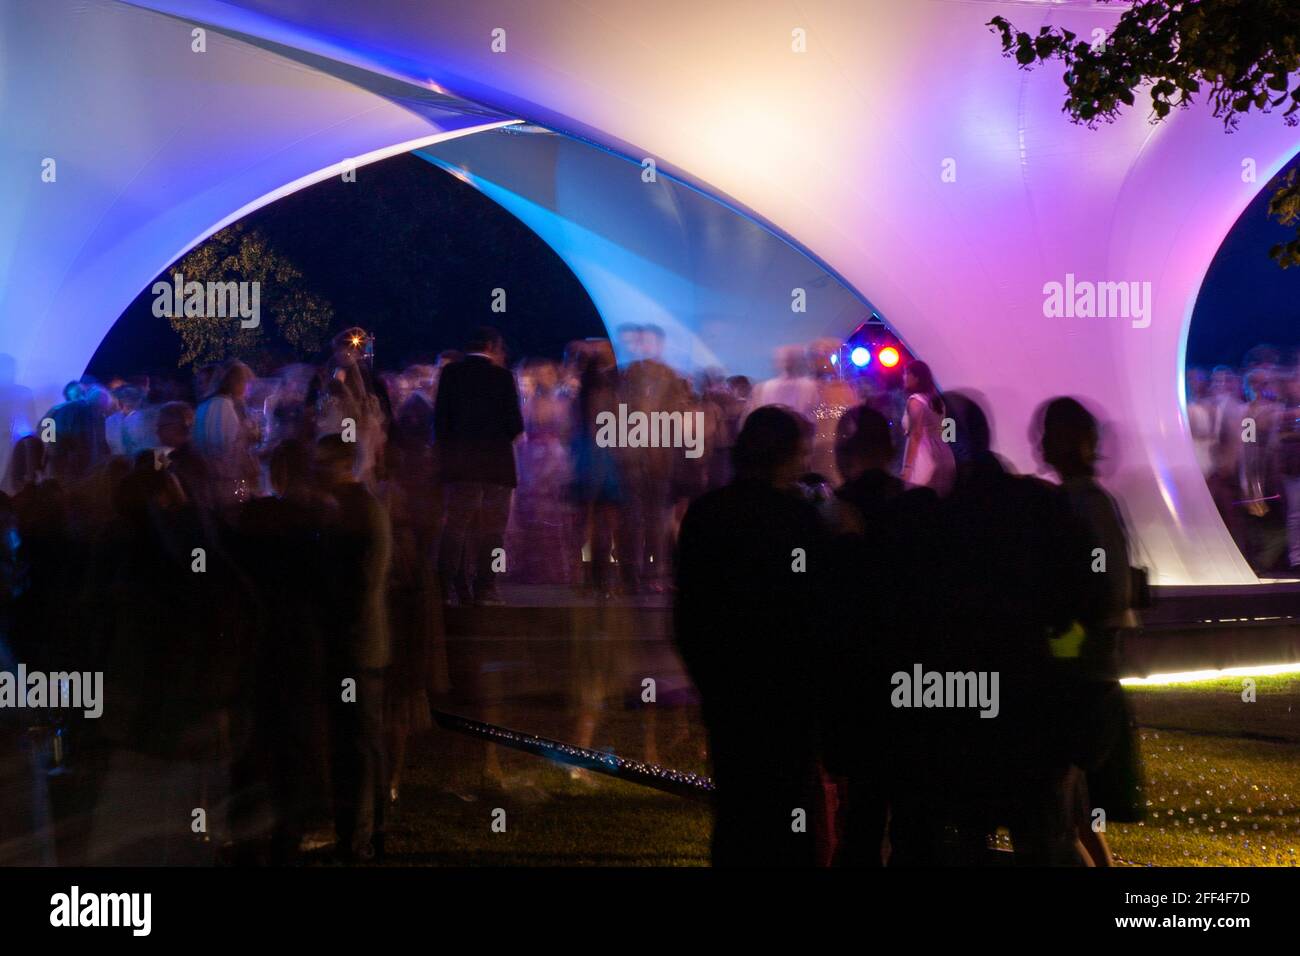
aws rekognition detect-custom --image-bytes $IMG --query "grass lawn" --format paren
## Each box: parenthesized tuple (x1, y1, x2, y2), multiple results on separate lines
(374, 675, 1300, 866)
(1109, 674, 1300, 866)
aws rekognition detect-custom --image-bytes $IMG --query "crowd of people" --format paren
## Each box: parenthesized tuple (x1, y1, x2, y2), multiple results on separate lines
(1187, 346, 1300, 574)
(676, 391, 1148, 866)
(0, 321, 1295, 865)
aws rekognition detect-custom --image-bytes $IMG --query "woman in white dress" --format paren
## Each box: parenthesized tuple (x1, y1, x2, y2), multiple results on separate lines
(900, 361, 955, 496)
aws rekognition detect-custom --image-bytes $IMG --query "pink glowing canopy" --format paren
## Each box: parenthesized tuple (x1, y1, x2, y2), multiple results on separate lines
(4, 0, 1298, 585)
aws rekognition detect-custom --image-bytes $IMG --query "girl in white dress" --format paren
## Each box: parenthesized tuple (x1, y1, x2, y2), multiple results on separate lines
(900, 361, 955, 496)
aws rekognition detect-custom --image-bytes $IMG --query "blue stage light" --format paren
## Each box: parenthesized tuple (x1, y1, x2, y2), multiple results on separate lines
(850, 346, 871, 367)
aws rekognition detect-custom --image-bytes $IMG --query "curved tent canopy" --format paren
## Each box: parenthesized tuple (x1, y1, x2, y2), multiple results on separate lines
(6, 0, 1300, 584)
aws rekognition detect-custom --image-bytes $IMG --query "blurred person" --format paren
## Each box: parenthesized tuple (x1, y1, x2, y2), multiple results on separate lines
(616, 323, 690, 591)
(899, 361, 954, 496)
(1185, 367, 1217, 477)
(104, 384, 149, 458)
(385, 367, 443, 806)
(231, 439, 333, 863)
(886, 392, 1094, 865)
(87, 458, 249, 863)
(509, 358, 575, 587)
(749, 346, 818, 421)
(40, 384, 109, 485)
(434, 326, 523, 606)
(809, 340, 857, 484)
(315, 433, 392, 862)
(699, 369, 740, 490)
(0, 625, 55, 864)
(1280, 369, 1300, 570)
(3, 434, 45, 495)
(570, 340, 624, 595)
(194, 360, 259, 507)
(155, 401, 211, 511)
(1239, 367, 1287, 570)
(319, 328, 388, 486)
(1037, 397, 1145, 867)
(675, 405, 827, 867)
(823, 406, 938, 865)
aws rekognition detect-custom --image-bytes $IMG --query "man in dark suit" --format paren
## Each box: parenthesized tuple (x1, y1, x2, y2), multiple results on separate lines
(434, 326, 524, 606)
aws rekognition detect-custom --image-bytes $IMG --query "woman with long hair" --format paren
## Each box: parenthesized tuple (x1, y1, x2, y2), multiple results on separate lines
(899, 361, 954, 496)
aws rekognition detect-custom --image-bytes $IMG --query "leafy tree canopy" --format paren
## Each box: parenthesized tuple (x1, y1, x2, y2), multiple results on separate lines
(166, 221, 334, 367)
(989, 0, 1300, 266)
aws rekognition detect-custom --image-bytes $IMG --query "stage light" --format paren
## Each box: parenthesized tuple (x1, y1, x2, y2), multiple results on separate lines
(850, 346, 870, 367)
(878, 346, 900, 368)
(829, 353, 838, 365)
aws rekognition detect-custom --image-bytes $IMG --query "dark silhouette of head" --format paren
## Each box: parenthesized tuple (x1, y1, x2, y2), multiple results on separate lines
(942, 390, 992, 465)
(834, 404, 894, 481)
(465, 326, 505, 363)
(1040, 396, 1099, 479)
(732, 405, 811, 488)
(156, 402, 195, 448)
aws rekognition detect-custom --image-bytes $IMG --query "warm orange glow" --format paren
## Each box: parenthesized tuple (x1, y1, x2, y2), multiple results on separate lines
(878, 346, 900, 368)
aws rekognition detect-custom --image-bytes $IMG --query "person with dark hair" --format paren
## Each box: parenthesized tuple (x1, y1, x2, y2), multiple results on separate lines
(899, 361, 954, 495)
(40, 386, 109, 486)
(434, 326, 524, 606)
(155, 401, 212, 511)
(832, 405, 904, 529)
(823, 405, 940, 865)
(3, 435, 45, 495)
(315, 433, 392, 862)
(1038, 396, 1145, 866)
(675, 405, 828, 866)
(884, 392, 1094, 866)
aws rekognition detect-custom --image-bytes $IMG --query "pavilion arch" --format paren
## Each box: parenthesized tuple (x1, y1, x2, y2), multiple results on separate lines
(7, 0, 1300, 584)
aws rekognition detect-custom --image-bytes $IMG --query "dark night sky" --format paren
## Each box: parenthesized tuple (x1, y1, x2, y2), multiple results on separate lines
(1186, 153, 1300, 369)
(90, 148, 1297, 383)
(88, 153, 606, 382)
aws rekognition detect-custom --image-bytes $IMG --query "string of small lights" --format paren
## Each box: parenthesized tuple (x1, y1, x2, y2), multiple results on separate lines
(433, 710, 715, 801)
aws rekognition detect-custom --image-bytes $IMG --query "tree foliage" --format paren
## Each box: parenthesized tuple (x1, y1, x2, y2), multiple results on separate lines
(166, 222, 334, 367)
(989, 0, 1300, 266)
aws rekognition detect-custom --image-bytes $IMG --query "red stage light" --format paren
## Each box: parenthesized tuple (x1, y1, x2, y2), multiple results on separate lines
(878, 346, 900, 368)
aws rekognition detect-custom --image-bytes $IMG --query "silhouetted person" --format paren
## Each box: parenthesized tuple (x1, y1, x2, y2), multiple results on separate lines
(675, 405, 827, 867)
(434, 327, 523, 605)
(888, 393, 1093, 865)
(88, 459, 248, 864)
(824, 405, 938, 866)
(1038, 396, 1145, 866)
(232, 440, 333, 863)
(316, 434, 391, 862)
